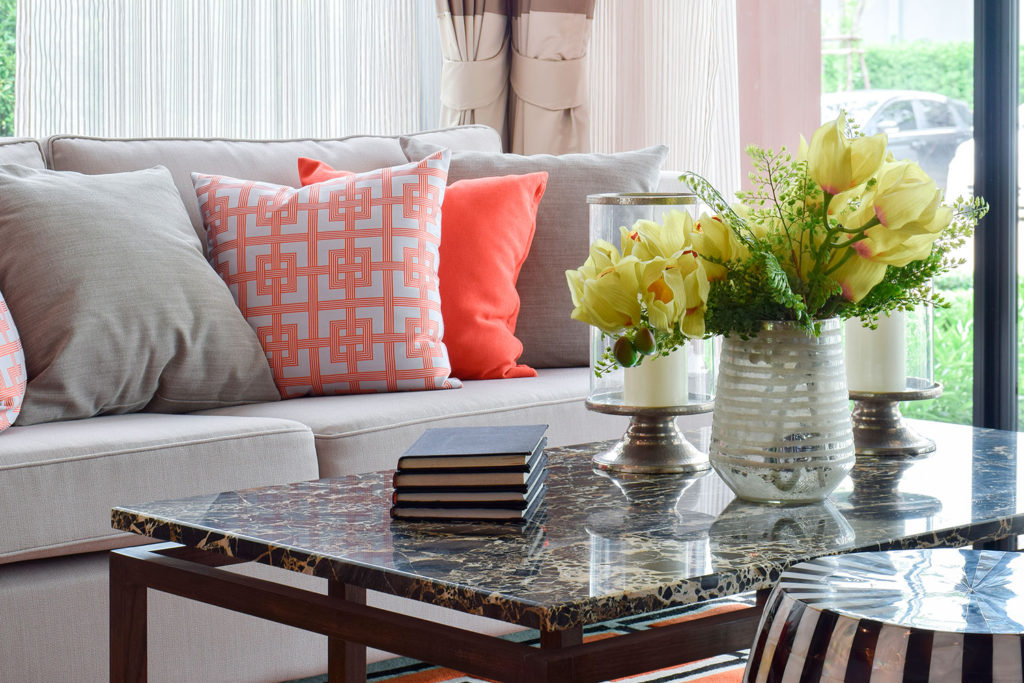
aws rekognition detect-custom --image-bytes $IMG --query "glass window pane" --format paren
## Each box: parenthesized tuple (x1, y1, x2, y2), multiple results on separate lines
(822, 0, 975, 425)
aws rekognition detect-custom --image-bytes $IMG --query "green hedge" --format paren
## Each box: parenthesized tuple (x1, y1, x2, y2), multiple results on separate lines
(0, 0, 13, 137)
(824, 40, 1024, 108)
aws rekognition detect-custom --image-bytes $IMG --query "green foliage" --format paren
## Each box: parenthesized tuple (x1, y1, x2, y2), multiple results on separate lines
(0, 0, 13, 137)
(682, 143, 986, 339)
(903, 274, 1024, 428)
(824, 40, 1024, 109)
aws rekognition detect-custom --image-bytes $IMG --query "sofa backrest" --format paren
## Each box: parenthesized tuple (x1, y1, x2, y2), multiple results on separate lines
(44, 125, 502, 243)
(0, 139, 45, 168)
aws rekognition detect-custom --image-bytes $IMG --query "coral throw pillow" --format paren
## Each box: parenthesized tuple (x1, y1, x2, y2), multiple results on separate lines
(299, 158, 546, 380)
(194, 151, 460, 398)
(0, 290, 25, 431)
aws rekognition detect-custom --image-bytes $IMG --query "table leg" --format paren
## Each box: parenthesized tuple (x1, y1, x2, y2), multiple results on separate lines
(109, 551, 148, 683)
(975, 536, 1019, 551)
(328, 582, 367, 683)
(540, 625, 583, 649)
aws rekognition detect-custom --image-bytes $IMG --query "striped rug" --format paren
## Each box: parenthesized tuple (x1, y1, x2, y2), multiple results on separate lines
(283, 596, 752, 683)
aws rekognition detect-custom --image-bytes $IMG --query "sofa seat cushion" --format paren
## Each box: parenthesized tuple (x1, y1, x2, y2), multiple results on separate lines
(45, 125, 502, 244)
(0, 413, 318, 564)
(198, 367, 645, 477)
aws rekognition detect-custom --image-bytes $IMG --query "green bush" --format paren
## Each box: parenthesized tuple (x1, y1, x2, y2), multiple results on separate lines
(902, 275, 1024, 428)
(0, 0, 13, 137)
(824, 40, 1024, 109)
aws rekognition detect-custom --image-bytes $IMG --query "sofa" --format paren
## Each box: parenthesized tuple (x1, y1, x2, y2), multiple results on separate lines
(0, 126, 695, 682)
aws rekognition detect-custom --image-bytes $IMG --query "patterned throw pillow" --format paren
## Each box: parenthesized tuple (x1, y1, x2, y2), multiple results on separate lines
(193, 151, 460, 398)
(298, 157, 547, 380)
(0, 290, 25, 431)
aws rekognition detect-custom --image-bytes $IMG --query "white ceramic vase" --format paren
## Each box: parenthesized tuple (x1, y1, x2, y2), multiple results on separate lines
(709, 318, 855, 504)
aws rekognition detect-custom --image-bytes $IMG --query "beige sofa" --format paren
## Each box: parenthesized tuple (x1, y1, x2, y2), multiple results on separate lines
(0, 127, 688, 682)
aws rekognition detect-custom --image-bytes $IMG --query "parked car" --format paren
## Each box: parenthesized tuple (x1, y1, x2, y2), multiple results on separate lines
(821, 89, 973, 188)
(945, 103, 1023, 210)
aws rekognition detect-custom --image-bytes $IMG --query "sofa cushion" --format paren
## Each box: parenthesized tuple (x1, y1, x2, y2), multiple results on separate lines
(198, 367, 654, 477)
(298, 158, 548, 381)
(0, 138, 45, 168)
(193, 151, 460, 398)
(0, 412, 317, 563)
(400, 140, 669, 369)
(46, 125, 502, 244)
(0, 164, 281, 425)
(0, 289, 26, 431)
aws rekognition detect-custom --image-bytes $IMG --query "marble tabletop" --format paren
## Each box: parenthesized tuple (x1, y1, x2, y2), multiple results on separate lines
(111, 419, 1024, 631)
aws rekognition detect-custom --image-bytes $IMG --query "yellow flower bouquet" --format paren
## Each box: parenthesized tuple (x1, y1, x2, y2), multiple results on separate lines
(565, 210, 711, 376)
(679, 113, 988, 339)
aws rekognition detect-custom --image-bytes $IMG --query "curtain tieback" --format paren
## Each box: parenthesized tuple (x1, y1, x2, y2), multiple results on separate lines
(510, 47, 588, 111)
(440, 35, 511, 111)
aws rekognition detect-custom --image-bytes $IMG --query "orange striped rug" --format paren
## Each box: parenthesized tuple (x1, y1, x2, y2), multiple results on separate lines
(283, 597, 752, 683)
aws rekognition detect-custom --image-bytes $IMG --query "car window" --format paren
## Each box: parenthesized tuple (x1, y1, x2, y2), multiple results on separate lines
(876, 100, 917, 131)
(919, 100, 957, 128)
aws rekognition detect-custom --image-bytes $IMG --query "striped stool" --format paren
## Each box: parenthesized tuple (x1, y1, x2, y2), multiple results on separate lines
(745, 549, 1024, 682)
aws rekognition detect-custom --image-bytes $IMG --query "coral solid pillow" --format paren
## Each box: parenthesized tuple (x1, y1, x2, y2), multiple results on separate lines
(195, 151, 460, 398)
(0, 290, 26, 431)
(299, 157, 546, 379)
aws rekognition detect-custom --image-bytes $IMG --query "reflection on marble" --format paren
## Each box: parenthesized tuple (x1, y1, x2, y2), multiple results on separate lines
(112, 420, 1024, 630)
(781, 549, 1024, 633)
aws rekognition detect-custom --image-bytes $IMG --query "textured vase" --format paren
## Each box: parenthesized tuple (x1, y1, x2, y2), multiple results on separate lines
(710, 318, 855, 504)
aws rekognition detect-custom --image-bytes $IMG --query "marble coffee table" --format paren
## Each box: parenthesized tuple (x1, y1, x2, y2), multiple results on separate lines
(110, 420, 1024, 682)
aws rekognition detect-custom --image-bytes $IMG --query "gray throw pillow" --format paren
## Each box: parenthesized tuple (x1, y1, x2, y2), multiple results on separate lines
(401, 139, 668, 368)
(0, 164, 279, 425)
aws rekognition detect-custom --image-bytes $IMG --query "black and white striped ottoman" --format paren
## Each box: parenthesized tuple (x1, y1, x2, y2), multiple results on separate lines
(745, 549, 1024, 682)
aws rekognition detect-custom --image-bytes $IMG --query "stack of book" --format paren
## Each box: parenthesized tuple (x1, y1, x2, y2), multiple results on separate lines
(390, 424, 549, 522)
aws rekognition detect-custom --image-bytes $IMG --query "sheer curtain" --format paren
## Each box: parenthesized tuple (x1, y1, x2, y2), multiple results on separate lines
(15, 0, 443, 139)
(589, 0, 741, 196)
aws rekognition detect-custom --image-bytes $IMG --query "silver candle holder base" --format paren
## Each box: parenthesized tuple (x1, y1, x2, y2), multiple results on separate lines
(849, 378, 943, 457)
(585, 395, 713, 474)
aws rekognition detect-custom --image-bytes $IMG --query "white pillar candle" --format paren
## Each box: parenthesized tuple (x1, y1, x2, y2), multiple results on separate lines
(845, 311, 907, 393)
(623, 346, 689, 407)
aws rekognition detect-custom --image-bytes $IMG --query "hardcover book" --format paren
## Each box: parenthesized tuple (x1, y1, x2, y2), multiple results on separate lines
(389, 483, 547, 522)
(392, 469, 549, 508)
(397, 424, 548, 470)
(391, 458, 549, 493)
(393, 453, 547, 488)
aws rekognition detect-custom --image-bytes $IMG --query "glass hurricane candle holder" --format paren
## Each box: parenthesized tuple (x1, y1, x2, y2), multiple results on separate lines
(844, 306, 942, 456)
(584, 193, 717, 474)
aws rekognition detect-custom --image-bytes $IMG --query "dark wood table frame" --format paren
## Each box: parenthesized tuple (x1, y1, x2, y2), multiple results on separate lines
(109, 542, 768, 683)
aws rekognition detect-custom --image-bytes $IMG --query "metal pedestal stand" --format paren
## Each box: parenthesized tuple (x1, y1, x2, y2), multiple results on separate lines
(585, 395, 713, 474)
(849, 378, 943, 456)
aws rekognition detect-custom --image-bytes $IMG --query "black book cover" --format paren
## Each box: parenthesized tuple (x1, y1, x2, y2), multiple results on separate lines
(393, 453, 547, 489)
(390, 482, 547, 522)
(396, 438, 546, 474)
(397, 437, 548, 471)
(392, 469, 549, 508)
(398, 424, 548, 464)
(392, 456, 549, 493)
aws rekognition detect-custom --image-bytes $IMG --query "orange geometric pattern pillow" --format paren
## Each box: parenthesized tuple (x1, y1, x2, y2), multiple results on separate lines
(0, 290, 26, 431)
(299, 158, 547, 380)
(193, 151, 460, 398)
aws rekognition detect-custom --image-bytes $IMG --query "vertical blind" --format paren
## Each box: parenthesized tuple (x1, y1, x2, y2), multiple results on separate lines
(15, 0, 740, 199)
(589, 0, 741, 195)
(15, 0, 442, 138)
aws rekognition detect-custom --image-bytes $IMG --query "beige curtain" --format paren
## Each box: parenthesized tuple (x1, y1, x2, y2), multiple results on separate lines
(436, 0, 594, 154)
(436, 0, 512, 148)
(508, 0, 595, 155)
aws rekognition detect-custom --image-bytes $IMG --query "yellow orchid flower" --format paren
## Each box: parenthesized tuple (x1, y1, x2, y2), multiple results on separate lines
(620, 210, 691, 261)
(685, 211, 746, 281)
(807, 113, 887, 195)
(829, 249, 887, 302)
(566, 245, 644, 334)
